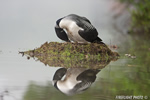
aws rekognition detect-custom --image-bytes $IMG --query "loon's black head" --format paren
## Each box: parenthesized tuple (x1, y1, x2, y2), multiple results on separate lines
(56, 18, 63, 26)
(52, 68, 67, 90)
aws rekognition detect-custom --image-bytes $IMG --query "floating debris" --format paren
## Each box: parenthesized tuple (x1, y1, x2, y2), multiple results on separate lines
(125, 54, 131, 57)
(109, 45, 119, 49)
(27, 56, 30, 60)
(19, 51, 24, 56)
(125, 54, 136, 59)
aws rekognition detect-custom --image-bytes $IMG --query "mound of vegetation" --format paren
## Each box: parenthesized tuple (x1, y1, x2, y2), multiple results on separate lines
(20, 42, 119, 68)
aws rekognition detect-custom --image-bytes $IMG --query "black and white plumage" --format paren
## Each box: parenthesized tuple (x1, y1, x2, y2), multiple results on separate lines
(52, 68, 100, 96)
(55, 14, 104, 44)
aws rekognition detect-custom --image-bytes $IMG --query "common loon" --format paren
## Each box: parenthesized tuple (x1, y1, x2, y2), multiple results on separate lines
(55, 14, 104, 44)
(52, 68, 100, 96)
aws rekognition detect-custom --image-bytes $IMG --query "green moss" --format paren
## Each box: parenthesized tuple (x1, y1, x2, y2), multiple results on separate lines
(20, 42, 119, 69)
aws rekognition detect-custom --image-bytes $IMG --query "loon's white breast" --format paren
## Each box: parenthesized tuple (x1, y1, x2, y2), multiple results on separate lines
(59, 19, 88, 43)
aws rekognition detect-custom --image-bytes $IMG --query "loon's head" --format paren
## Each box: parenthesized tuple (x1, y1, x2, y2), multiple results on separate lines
(52, 68, 67, 89)
(56, 18, 63, 27)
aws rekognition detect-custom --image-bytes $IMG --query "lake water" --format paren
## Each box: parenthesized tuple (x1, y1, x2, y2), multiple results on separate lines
(0, 0, 149, 100)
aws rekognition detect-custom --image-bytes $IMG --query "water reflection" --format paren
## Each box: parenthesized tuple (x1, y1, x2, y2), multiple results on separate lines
(52, 67, 100, 96)
(21, 37, 150, 100)
(21, 48, 117, 97)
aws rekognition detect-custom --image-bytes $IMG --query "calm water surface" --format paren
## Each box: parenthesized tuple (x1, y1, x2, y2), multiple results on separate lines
(1, 39, 150, 100)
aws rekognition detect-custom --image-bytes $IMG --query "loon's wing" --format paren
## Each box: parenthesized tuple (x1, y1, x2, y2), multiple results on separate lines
(81, 16, 91, 24)
(73, 69, 100, 93)
(67, 14, 91, 24)
(63, 14, 102, 42)
(77, 69, 100, 82)
(76, 20, 101, 42)
(72, 81, 92, 93)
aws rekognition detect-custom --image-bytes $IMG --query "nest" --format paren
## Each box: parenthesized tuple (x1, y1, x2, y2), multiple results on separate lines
(19, 42, 119, 69)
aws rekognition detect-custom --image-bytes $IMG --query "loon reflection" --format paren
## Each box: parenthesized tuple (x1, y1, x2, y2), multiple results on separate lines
(52, 67, 100, 96)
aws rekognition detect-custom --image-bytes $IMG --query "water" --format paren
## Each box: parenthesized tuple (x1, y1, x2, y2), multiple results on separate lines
(0, 0, 150, 100)
(21, 40, 150, 100)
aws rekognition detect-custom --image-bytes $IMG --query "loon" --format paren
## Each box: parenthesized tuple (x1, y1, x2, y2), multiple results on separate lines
(52, 68, 100, 96)
(55, 14, 104, 44)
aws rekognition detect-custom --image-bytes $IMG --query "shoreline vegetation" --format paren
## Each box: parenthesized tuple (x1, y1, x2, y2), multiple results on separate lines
(120, 0, 150, 38)
(19, 42, 119, 69)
